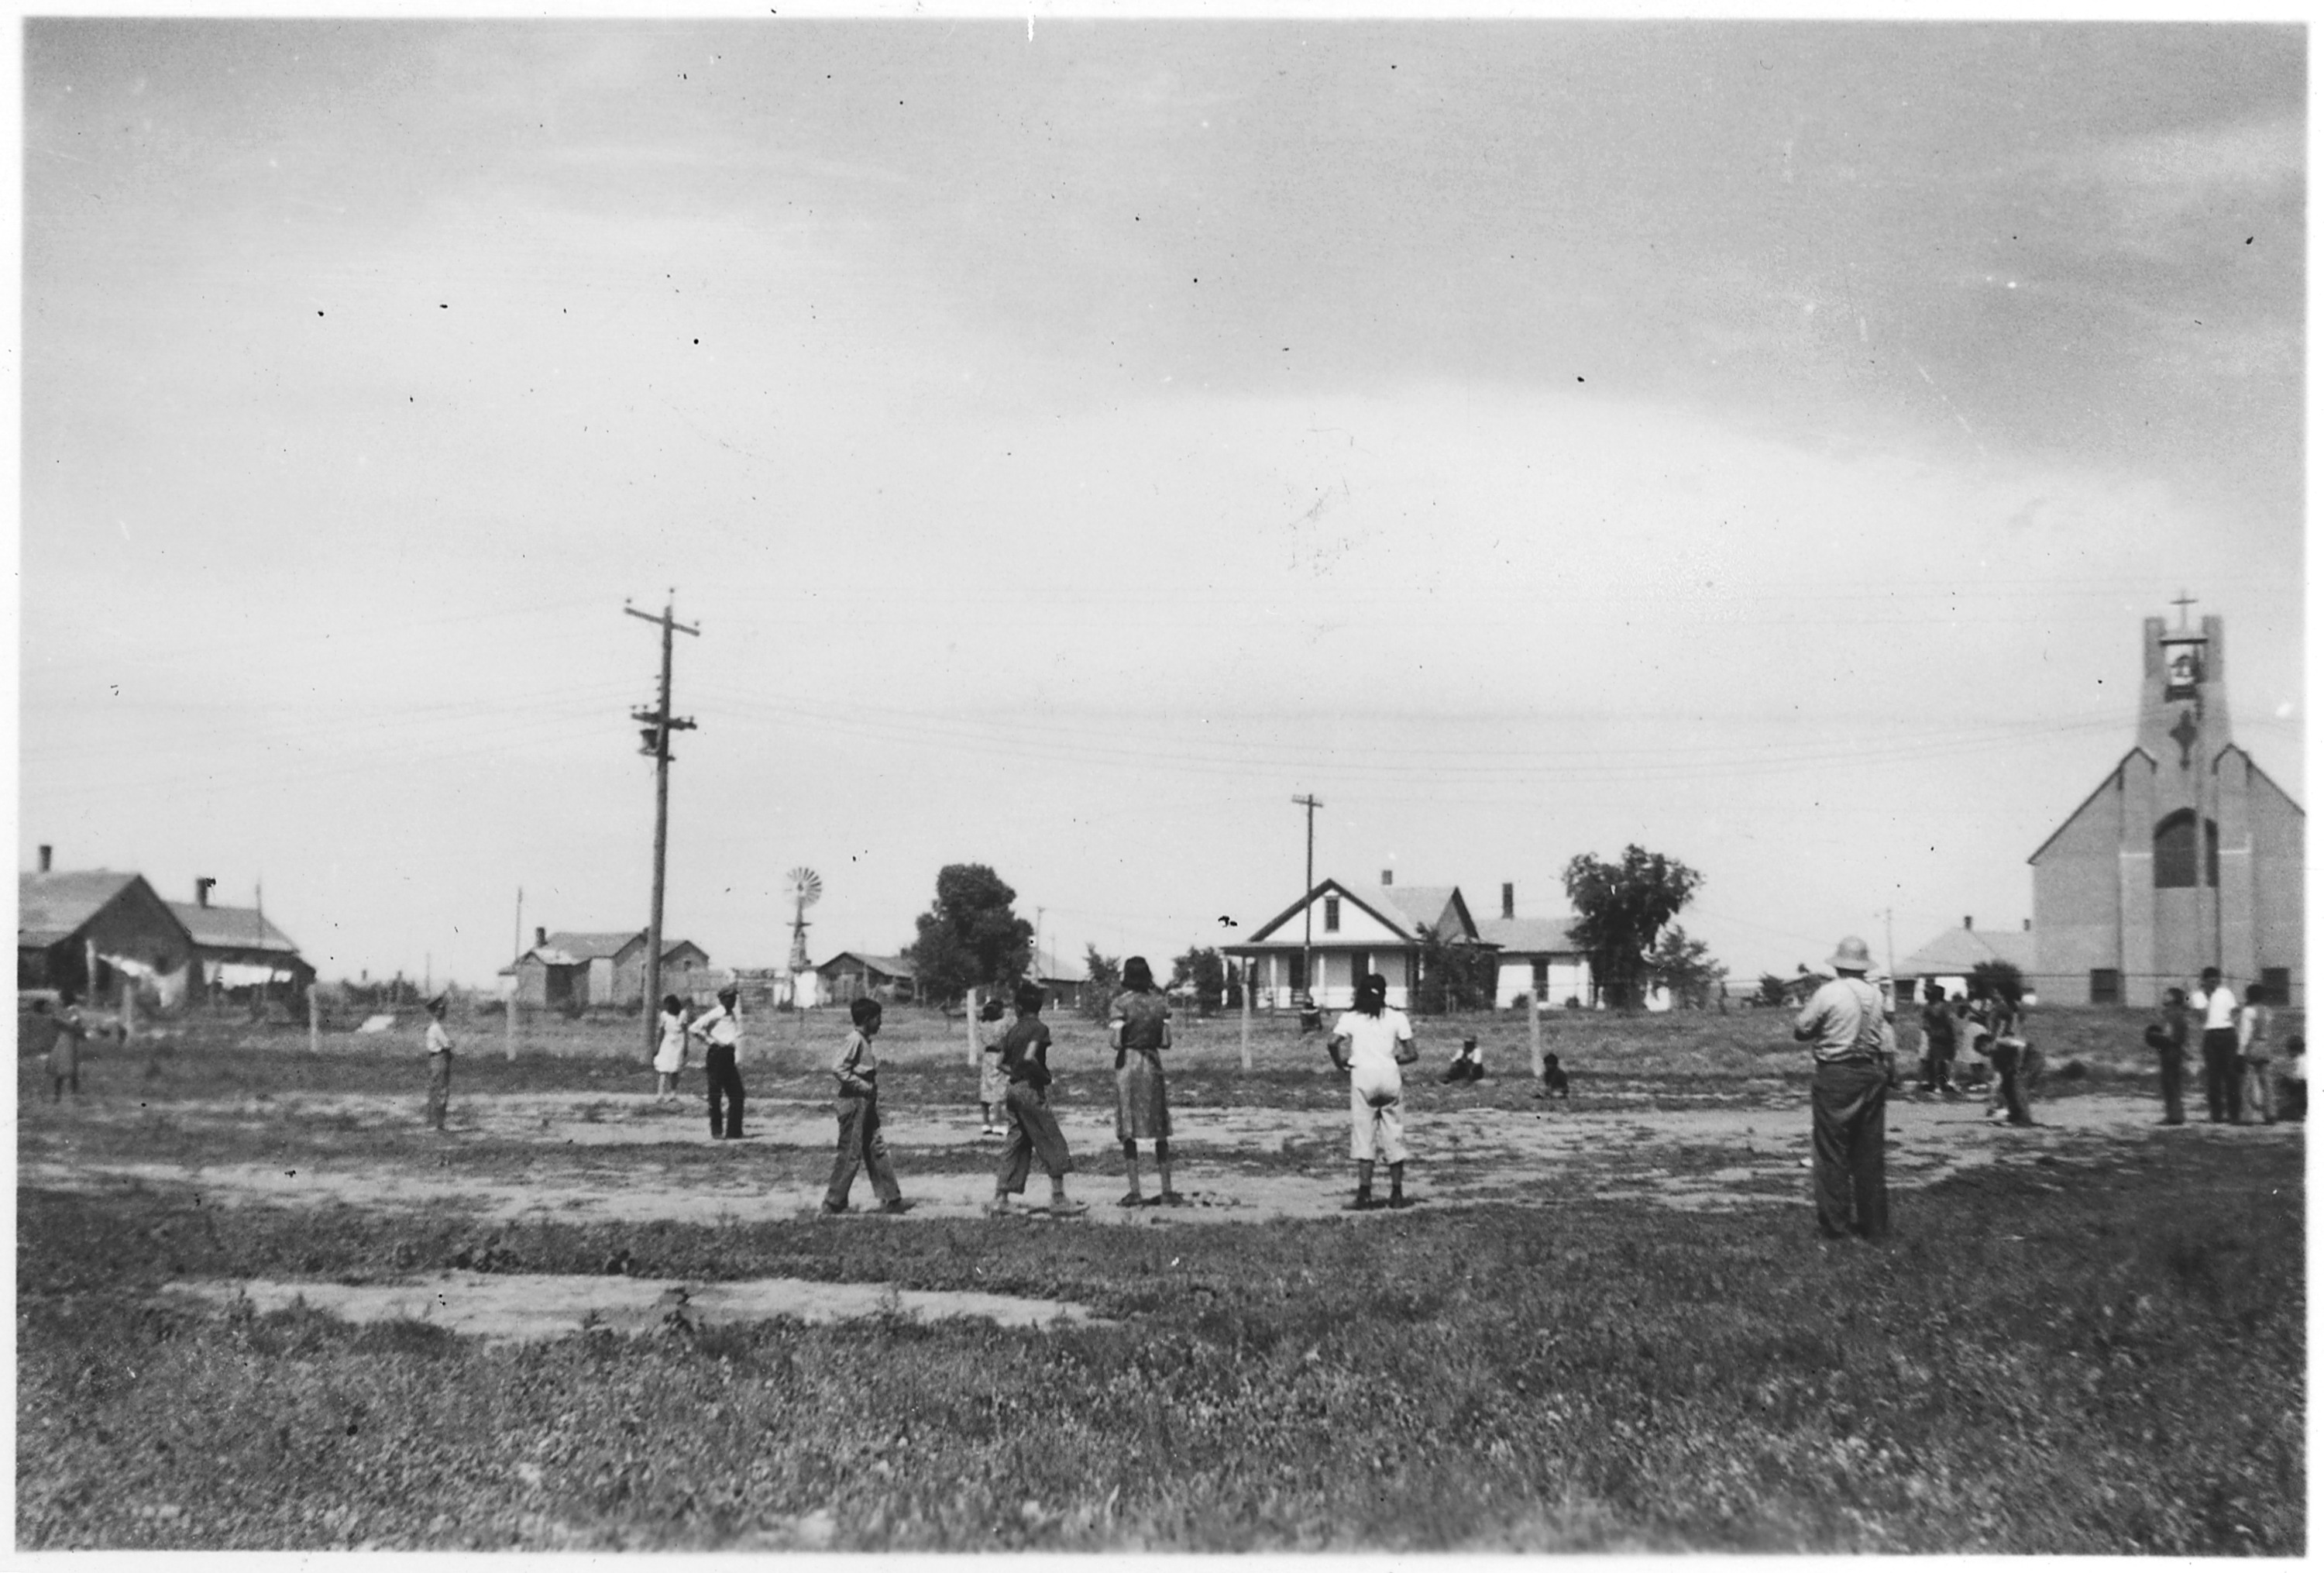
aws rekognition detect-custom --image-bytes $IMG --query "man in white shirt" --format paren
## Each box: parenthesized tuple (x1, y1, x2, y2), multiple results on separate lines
(689, 985, 746, 1139)
(424, 994, 453, 1133)
(1793, 937, 1892, 1241)
(1326, 972, 1418, 1210)
(2192, 967, 2240, 1124)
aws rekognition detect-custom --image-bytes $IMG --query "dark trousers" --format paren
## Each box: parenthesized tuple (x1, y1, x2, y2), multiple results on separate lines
(426, 1052, 451, 1129)
(2157, 1045, 2186, 1124)
(827, 1093, 902, 1208)
(1921, 1040, 1955, 1092)
(2281, 1078, 2307, 1123)
(2202, 1029, 2242, 1124)
(1991, 1040, 2033, 1126)
(998, 1082, 1074, 1194)
(705, 1045, 744, 1138)
(1811, 1058, 1889, 1240)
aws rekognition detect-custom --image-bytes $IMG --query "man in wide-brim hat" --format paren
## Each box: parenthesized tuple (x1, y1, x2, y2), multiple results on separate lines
(1792, 935, 1892, 1241)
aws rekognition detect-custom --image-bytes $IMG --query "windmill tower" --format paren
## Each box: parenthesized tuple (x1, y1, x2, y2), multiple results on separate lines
(784, 867, 823, 982)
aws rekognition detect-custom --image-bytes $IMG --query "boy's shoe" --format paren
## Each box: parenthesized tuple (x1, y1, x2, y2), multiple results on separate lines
(1117, 1192, 1147, 1207)
(983, 1197, 1012, 1216)
(1157, 1190, 1189, 1208)
(820, 1200, 847, 1214)
(879, 1198, 913, 1215)
(1387, 1193, 1414, 1210)
(1047, 1199, 1089, 1217)
(1345, 1193, 1378, 1212)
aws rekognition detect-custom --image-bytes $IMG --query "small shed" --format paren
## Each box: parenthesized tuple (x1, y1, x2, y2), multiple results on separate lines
(169, 884, 315, 1004)
(816, 950, 916, 1005)
(502, 928, 710, 1010)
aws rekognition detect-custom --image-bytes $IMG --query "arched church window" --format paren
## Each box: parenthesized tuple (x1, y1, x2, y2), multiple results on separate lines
(2154, 809, 2219, 888)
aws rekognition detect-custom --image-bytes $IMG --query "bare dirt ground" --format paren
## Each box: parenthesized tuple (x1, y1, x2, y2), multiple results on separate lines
(26, 1085, 2278, 1227)
(162, 1272, 1109, 1342)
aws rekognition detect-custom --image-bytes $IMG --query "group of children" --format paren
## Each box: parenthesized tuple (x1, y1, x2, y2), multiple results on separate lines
(1913, 983, 2040, 1124)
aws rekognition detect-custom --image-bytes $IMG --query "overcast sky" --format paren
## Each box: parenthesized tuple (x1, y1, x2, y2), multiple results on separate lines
(20, 18, 2305, 990)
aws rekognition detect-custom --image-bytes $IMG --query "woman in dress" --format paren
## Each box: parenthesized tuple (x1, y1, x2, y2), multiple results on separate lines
(1110, 956, 1181, 1206)
(653, 993, 688, 1103)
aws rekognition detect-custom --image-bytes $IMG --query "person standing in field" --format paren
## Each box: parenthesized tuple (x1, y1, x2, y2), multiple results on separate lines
(1917, 983, 1958, 1096)
(2145, 986, 2191, 1126)
(2236, 983, 2275, 1125)
(1110, 956, 1181, 1206)
(653, 993, 689, 1104)
(824, 996, 908, 1214)
(2279, 1034, 2306, 1124)
(44, 988, 87, 1101)
(1328, 971, 1418, 1210)
(424, 993, 453, 1133)
(2192, 966, 2241, 1124)
(988, 981, 1086, 1216)
(690, 984, 746, 1139)
(1793, 936, 1890, 1241)
(976, 994, 1009, 1138)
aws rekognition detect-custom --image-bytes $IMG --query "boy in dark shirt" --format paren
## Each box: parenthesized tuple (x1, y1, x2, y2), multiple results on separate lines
(988, 980, 1085, 1217)
(1918, 984, 1958, 1096)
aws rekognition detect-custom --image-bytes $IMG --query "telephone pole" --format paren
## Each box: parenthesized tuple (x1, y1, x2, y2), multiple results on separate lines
(627, 594, 700, 1063)
(1291, 793, 1323, 1000)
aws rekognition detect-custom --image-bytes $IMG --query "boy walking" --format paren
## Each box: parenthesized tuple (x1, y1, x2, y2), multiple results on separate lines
(824, 997, 908, 1214)
(988, 981, 1085, 1216)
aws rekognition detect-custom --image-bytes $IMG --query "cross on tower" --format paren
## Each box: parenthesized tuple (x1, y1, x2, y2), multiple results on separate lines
(2171, 589, 2198, 629)
(2169, 707, 2200, 769)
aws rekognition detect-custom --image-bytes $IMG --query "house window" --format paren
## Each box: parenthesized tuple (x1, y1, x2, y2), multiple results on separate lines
(2089, 969, 2121, 1006)
(1324, 897, 1341, 933)
(2153, 810, 2219, 889)
(1532, 959, 1549, 993)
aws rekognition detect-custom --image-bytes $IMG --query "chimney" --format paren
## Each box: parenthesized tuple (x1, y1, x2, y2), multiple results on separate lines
(1380, 869, 1393, 886)
(36, 845, 50, 873)
(2023, 918, 2032, 932)
(195, 876, 215, 908)
(1501, 883, 1514, 921)
(1963, 916, 1973, 931)
(535, 926, 548, 948)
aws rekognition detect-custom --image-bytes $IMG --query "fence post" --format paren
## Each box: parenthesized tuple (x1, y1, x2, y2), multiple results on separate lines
(965, 986, 981, 1069)
(1239, 972, 1252, 1072)
(309, 986, 320, 1055)
(1529, 989, 1543, 1083)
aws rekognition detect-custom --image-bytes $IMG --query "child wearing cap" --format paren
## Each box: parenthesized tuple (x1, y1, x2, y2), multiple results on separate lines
(824, 996, 908, 1214)
(424, 994, 453, 1132)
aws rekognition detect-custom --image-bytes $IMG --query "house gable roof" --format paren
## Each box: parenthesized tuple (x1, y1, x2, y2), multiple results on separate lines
(1372, 884, 1481, 941)
(1474, 915, 1583, 955)
(19, 870, 177, 950)
(1243, 878, 1425, 946)
(1896, 926, 2040, 977)
(168, 901, 302, 955)
(818, 950, 916, 979)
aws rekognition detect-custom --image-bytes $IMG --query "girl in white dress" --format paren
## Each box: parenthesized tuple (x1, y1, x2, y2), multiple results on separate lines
(1327, 972, 1419, 1210)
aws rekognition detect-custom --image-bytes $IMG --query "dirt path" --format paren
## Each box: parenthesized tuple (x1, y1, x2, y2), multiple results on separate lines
(163, 1272, 1109, 1342)
(26, 1087, 2286, 1226)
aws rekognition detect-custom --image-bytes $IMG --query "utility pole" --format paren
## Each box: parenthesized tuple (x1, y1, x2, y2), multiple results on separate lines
(627, 593, 700, 1064)
(507, 886, 522, 1061)
(1291, 793, 1323, 1002)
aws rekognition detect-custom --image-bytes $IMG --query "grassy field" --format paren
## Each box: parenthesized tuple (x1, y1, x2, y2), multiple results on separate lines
(17, 1004, 2305, 1552)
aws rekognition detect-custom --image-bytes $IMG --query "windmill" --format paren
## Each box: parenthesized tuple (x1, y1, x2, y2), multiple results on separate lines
(784, 867, 823, 977)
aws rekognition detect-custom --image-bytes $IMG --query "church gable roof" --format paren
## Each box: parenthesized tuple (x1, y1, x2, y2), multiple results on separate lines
(2217, 743, 2305, 817)
(2027, 746, 2157, 866)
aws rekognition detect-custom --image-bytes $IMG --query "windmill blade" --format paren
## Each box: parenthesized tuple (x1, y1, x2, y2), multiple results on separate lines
(786, 867, 823, 907)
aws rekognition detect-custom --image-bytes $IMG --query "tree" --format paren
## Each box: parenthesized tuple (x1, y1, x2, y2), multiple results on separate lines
(1171, 947, 1227, 1016)
(1081, 945, 1122, 1021)
(1969, 959, 2024, 1005)
(1562, 845, 1703, 1010)
(904, 864, 1033, 1007)
(1415, 928, 1498, 1014)
(1647, 924, 1728, 1010)
(1755, 973, 1790, 1008)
